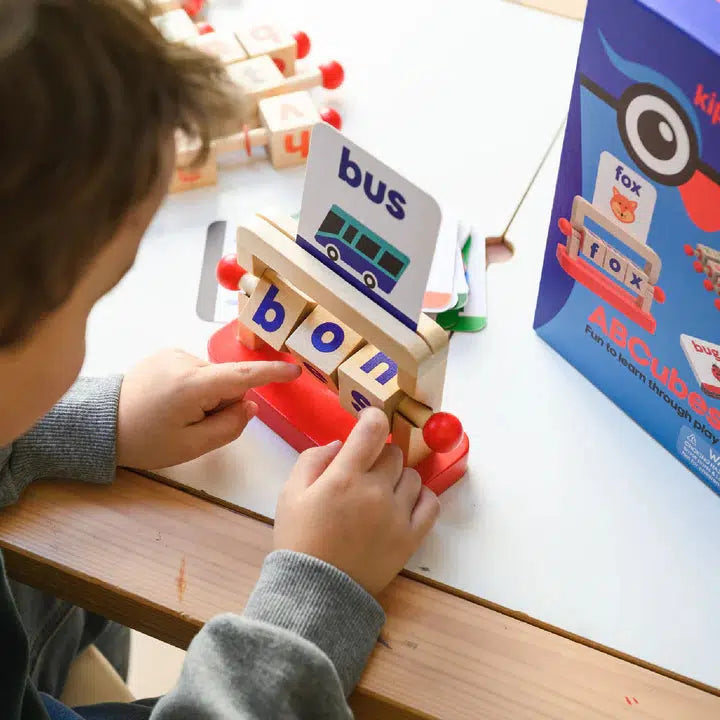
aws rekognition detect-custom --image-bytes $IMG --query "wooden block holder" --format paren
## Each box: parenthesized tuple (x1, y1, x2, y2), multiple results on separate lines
(209, 214, 470, 495)
(684, 242, 720, 312)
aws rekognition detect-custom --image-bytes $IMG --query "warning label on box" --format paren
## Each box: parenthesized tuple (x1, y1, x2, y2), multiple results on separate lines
(677, 426, 720, 493)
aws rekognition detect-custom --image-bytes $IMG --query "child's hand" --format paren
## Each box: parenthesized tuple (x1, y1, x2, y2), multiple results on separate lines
(274, 408, 440, 596)
(117, 349, 300, 469)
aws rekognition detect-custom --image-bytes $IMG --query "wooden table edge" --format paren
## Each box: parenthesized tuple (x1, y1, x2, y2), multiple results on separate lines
(0, 469, 717, 719)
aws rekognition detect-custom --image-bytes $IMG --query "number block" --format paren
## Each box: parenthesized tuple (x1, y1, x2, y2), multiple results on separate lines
(603, 246, 628, 283)
(169, 147, 217, 193)
(580, 233, 607, 267)
(227, 56, 285, 125)
(697, 243, 720, 265)
(623, 261, 650, 296)
(151, 9, 198, 43)
(235, 23, 297, 76)
(338, 344, 404, 421)
(286, 306, 365, 392)
(189, 31, 247, 65)
(238, 270, 315, 351)
(258, 91, 321, 169)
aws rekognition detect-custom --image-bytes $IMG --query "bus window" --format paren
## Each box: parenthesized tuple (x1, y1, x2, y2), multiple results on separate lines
(378, 250, 405, 278)
(318, 210, 345, 236)
(355, 234, 381, 260)
(342, 225, 358, 243)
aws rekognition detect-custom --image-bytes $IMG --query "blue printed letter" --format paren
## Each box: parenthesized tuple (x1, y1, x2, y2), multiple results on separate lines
(360, 351, 398, 385)
(252, 285, 285, 332)
(311, 322, 345, 353)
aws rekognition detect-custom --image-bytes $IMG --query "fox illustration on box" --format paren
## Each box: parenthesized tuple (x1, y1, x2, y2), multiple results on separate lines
(535, 0, 720, 498)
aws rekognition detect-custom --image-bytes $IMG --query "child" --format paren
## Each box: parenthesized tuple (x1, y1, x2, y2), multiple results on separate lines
(0, 1, 440, 719)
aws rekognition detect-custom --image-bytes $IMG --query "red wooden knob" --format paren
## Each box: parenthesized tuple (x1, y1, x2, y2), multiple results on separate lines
(715, 298, 720, 311)
(694, 260, 704, 273)
(558, 217, 572, 237)
(320, 107, 342, 130)
(653, 285, 666, 303)
(319, 61, 344, 89)
(423, 412, 463, 454)
(196, 21, 214, 35)
(704, 278, 714, 291)
(293, 31, 311, 59)
(683, 243, 695, 256)
(216, 254, 246, 290)
(182, 0, 204, 18)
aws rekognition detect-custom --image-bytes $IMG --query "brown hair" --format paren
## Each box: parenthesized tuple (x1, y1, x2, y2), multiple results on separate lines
(0, 0, 239, 347)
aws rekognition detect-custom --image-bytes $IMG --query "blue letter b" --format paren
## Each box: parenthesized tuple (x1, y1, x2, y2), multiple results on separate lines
(252, 285, 285, 332)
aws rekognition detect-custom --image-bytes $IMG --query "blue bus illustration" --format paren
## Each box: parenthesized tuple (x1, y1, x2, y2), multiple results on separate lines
(313, 205, 410, 294)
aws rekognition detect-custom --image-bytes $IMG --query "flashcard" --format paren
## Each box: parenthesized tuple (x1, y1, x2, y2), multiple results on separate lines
(423, 211, 459, 313)
(297, 124, 442, 331)
(680, 334, 720, 399)
(592, 151, 657, 243)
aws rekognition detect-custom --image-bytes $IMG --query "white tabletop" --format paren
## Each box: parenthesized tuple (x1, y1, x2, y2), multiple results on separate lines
(82, 0, 720, 693)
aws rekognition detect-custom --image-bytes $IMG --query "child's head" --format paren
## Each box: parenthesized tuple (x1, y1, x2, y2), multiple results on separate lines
(0, 0, 238, 444)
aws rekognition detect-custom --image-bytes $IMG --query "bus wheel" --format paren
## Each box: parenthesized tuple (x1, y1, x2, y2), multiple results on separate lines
(326, 244, 340, 262)
(363, 272, 377, 289)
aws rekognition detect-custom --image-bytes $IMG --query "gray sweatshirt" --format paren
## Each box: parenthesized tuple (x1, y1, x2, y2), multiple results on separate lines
(0, 376, 385, 719)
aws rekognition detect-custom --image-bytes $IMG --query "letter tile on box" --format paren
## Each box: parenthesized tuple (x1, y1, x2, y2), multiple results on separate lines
(286, 306, 365, 392)
(238, 270, 315, 350)
(338, 344, 403, 421)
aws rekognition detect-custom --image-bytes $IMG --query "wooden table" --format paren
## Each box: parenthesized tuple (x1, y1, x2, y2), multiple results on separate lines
(1, 470, 718, 719)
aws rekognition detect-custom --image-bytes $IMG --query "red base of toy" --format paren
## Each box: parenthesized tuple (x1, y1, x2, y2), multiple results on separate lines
(208, 321, 469, 494)
(557, 243, 658, 334)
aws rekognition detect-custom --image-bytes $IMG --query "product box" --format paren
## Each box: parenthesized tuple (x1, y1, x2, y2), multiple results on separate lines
(534, 0, 720, 496)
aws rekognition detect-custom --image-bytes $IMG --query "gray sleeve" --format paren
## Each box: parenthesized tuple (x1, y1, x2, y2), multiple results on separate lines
(0, 376, 122, 507)
(152, 550, 386, 720)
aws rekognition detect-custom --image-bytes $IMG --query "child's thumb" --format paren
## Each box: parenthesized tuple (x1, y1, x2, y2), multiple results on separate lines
(289, 440, 344, 490)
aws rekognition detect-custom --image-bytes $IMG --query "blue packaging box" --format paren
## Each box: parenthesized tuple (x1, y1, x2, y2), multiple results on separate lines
(534, 0, 720, 496)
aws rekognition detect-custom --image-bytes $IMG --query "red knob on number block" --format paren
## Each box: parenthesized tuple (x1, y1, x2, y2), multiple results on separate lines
(558, 217, 572, 237)
(715, 298, 720, 311)
(196, 21, 214, 35)
(683, 243, 695, 256)
(293, 31, 311, 59)
(216, 254, 246, 291)
(423, 412, 463, 454)
(704, 278, 714, 291)
(653, 286, 666, 303)
(320, 107, 342, 130)
(694, 260, 705, 273)
(319, 61, 344, 89)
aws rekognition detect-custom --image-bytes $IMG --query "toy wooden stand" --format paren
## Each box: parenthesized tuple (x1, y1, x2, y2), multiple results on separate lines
(557, 195, 665, 333)
(210, 212, 470, 495)
(149, 6, 346, 192)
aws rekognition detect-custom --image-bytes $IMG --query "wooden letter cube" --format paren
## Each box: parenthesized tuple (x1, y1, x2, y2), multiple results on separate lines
(169, 147, 218, 193)
(258, 91, 321, 169)
(623, 262, 650, 296)
(338, 344, 404, 421)
(238, 271, 315, 351)
(603, 247, 628, 283)
(286, 306, 365, 392)
(189, 32, 247, 65)
(227, 56, 285, 125)
(151, 9, 198, 43)
(580, 233, 607, 267)
(235, 23, 297, 76)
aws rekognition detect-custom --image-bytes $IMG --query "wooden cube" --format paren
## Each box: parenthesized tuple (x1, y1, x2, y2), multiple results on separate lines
(580, 232, 607, 267)
(603, 247, 628, 283)
(258, 91, 321, 168)
(169, 147, 217, 193)
(338, 344, 404, 421)
(286, 306, 365, 392)
(151, 9, 198, 43)
(238, 270, 315, 351)
(236, 294, 267, 351)
(227, 56, 285, 125)
(189, 32, 248, 65)
(623, 261, 650, 296)
(391, 412, 432, 468)
(235, 23, 297, 76)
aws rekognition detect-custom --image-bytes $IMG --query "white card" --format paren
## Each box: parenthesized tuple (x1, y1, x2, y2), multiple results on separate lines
(297, 124, 441, 331)
(423, 210, 459, 313)
(592, 151, 656, 244)
(680, 334, 720, 398)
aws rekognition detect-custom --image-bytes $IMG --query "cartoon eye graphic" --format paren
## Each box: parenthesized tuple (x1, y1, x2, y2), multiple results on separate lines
(616, 83, 699, 186)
